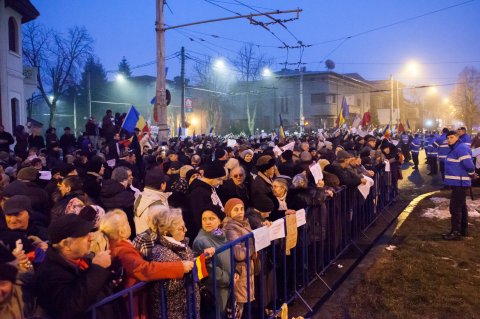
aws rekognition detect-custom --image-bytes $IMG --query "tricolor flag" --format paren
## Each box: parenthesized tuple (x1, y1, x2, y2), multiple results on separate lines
(336, 96, 349, 127)
(120, 105, 149, 147)
(383, 124, 390, 135)
(122, 105, 149, 134)
(192, 253, 208, 283)
(279, 114, 286, 142)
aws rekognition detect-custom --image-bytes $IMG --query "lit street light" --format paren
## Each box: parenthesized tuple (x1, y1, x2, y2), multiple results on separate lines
(262, 67, 272, 77)
(116, 73, 126, 82)
(213, 59, 226, 71)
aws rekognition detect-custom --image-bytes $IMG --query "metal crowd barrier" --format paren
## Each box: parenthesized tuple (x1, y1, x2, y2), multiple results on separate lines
(89, 169, 397, 319)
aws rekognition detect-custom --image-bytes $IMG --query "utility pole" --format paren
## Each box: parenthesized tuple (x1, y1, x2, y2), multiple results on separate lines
(155, 7, 302, 140)
(155, 0, 168, 142)
(396, 79, 400, 124)
(180, 46, 186, 132)
(390, 74, 393, 127)
(299, 67, 304, 132)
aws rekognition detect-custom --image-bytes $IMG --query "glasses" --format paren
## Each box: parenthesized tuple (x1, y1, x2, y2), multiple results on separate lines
(232, 174, 244, 178)
(172, 225, 187, 233)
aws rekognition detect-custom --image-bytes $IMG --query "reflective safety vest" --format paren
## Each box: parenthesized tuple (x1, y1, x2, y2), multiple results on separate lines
(444, 141, 475, 187)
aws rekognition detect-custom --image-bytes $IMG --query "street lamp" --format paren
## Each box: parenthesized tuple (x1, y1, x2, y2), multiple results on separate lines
(116, 73, 126, 82)
(213, 59, 226, 71)
(262, 67, 272, 77)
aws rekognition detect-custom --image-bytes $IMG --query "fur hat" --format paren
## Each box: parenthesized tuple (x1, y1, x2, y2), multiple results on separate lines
(255, 155, 276, 172)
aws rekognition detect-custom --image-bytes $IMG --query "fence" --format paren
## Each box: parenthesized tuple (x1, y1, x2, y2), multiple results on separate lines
(90, 170, 397, 319)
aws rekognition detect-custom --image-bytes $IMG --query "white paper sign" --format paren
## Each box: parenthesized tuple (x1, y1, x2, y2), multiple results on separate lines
(296, 209, 306, 227)
(107, 159, 116, 167)
(39, 171, 52, 180)
(269, 219, 285, 240)
(227, 139, 237, 148)
(357, 175, 374, 199)
(252, 226, 271, 252)
(309, 163, 323, 184)
(282, 141, 295, 151)
(472, 147, 480, 157)
(273, 145, 283, 157)
(384, 160, 390, 172)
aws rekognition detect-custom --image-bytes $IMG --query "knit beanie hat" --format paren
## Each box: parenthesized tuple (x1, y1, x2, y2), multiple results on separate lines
(224, 198, 244, 217)
(214, 148, 227, 160)
(201, 205, 225, 221)
(255, 155, 276, 172)
(204, 162, 227, 179)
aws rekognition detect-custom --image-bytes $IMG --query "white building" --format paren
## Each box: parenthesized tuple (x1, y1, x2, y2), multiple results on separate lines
(0, 0, 39, 133)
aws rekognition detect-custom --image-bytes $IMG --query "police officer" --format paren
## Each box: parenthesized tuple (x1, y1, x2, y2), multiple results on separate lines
(434, 128, 449, 180)
(442, 130, 477, 240)
(457, 126, 472, 148)
(400, 131, 412, 163)
(410, 133, 421, 169)
(426, 133, 438, 175)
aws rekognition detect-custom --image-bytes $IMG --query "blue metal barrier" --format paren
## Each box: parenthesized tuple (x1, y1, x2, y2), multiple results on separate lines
(89, 169, 397, 319)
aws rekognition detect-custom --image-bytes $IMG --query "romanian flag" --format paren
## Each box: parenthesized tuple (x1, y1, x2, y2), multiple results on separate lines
(192, 253, 208, 283)
(120, 105, 149, 147)
(279, 114, 286, 142)
(336, 96, 349, 127)
(122, 105, 149, 134)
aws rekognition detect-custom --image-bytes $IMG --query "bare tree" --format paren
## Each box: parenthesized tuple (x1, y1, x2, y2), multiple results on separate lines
(193, 57, 228, 132)
(453, 66, 480, 134)
(231, 44, 273, 135)
(23, 22, 94, 127)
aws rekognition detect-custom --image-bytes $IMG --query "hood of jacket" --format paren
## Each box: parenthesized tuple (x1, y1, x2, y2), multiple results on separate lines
(134, 187, 172, 218)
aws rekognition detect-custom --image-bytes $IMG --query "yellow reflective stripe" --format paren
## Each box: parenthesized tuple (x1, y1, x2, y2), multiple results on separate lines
(446, 158, 460, 162)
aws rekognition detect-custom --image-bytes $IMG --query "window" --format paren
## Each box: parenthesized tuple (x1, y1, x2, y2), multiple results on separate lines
(280, 97, 289, 113)
(11, 98, 19, 130)
(311, 93, 325, 104)
(8, 17, 19, 53)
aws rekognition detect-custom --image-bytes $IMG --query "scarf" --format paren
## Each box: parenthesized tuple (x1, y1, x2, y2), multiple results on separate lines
(211, 228, 224, 236)
(277, 193, 288, 211)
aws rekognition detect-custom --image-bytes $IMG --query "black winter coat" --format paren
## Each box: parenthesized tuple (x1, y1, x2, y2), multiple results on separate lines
(100, 179, 136, 237)
(324, 163, 362, 188)
(186, 179, 225, 240)
(3, 180, 50, 221)
(35, 248, 123, 319)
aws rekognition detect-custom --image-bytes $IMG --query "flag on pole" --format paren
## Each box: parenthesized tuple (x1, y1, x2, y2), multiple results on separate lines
(192, 253, 208, 283)
(120, 105, 149, 147)
(383, 124, 390, 135)
(361, 111, 371, 127)
(122, 105, 149, 134)
(279, 114, 286, 142)
(398, 122, 405, 133)
(336, 96, 349, 127)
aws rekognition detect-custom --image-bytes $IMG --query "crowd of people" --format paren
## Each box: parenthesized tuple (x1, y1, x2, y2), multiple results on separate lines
(0, 110, 477, 318)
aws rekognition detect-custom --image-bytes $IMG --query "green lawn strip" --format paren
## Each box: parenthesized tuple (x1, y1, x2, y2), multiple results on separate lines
(343, 191, 480, 319)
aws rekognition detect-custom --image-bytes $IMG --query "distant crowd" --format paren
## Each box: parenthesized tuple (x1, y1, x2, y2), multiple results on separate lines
(0, 110, 478, 318)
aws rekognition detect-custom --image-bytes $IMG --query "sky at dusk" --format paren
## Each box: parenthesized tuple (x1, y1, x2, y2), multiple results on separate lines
(30, 0, 480, 98)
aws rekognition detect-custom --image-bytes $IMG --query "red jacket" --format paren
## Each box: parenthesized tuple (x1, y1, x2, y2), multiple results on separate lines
(111, 240, 184, 288)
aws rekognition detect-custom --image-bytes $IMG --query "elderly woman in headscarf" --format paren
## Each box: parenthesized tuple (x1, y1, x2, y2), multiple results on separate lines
(192, 206, 231, 319)
(223, 198, 256, 318)
(150, 208, 215, 319)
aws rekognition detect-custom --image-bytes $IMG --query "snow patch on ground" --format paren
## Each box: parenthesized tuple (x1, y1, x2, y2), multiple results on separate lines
(421, 197, 480, 219)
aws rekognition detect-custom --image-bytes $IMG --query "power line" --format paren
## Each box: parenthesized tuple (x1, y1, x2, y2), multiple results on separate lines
(309, 0, 477, 60)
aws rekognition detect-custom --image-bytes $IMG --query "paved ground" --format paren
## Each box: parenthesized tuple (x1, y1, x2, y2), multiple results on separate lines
(309, 152, 445, 319)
